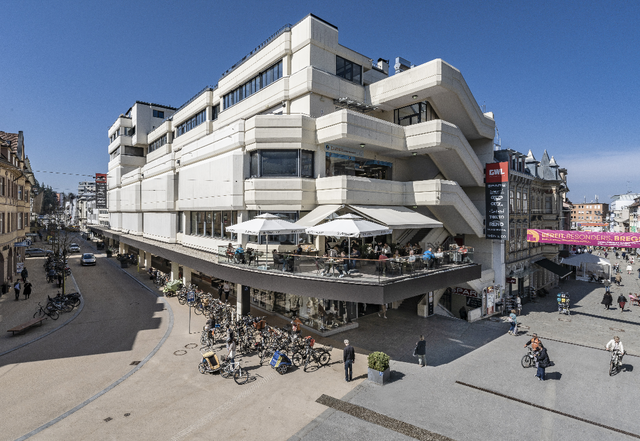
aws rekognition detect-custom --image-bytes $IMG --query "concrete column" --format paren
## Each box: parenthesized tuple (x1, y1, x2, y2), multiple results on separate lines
(119, 243, 126, 254)
(138, 250, 145, 268)
(182, 266, 192, 287)
(145, 251, 152, 269)
(170, 261, 180, 281)
(237, 284, 250, 318)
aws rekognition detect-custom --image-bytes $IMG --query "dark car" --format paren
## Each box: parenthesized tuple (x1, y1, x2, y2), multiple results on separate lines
(25, 248, 54, 257)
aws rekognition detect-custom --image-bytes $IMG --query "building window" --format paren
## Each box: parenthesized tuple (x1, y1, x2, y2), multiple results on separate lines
(510, 190, 515, 212)
(17, 212, 22, 230)
(17, 185, 22, 201)
(325, 153, 392, 180)
(394, 101, 440, 126)
(0, 177, 4, 196)
(516, 190, 521, 213)
(153, 110, 165, 118)
(176, 109, 207, 137)
(545, 196, 553, 214)
(149, 135, 167, 154)
(249, 150, 314, 178)
(188, 211, 237, 239)
(123, 146, 144, 157)
(336, 56, 362, 84)
(212, 104, 219, 121)
(223, 60, 283, 109)
(523, 192, 528, 213)
(110, 147, 121, 161)
(0, 212, 3, 234)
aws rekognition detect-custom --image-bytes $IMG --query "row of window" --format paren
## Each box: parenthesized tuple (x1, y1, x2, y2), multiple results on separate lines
(149, 135, 168, 154)
(0, 178, 24, 201)
(188, 211, 238, 238)
(249, 150, 314, 178)
(509, 190, 554, 214)
(0, 211, 28, 234)
(223, 60, 283, 109)
(109, 126, 135, 143)
(176, 109, 206, 137)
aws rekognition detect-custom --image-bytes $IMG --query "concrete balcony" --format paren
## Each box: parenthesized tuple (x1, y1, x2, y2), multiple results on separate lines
(245, 178, 317, 211)
(108, 135, 132, 155)
(404, 120, 484, 187)
(367, 59, 495, 141)
(108, 116, 133, 139)
(316, 176, 405, 206)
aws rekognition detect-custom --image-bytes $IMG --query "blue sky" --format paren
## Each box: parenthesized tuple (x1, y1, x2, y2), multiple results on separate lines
(1, 0, 638, 203)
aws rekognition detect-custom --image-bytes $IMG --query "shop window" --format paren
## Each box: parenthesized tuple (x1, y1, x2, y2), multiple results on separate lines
(325, 153, 392, 180)
(250, 150, 314, 178)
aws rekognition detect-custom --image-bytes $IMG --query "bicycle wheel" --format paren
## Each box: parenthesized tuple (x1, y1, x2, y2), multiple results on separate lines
(521, 355, 531, 368)
(234, 368, 249, 385)
(292, 353, 303, 367)
(198, 363, 206, 374)
(303, 359, 310, 372)
(63, 303, 74, 313)
(319, 352, 331, 366)
(34, 309, 45, 319)
(194, 305, 203, 315)
(178, 296, 187, 305)
(221, 366, 232, 379)
(48, 310, 59, 320)
(609, 360, 615, 376)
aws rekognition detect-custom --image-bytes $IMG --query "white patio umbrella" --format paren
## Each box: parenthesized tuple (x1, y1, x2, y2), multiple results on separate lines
(305, 213, 393, 254)
(225, 213, 306, 266)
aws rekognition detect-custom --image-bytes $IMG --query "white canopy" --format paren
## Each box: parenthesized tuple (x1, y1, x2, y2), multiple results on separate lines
(350, 205, 442, 229)
(226, 213, 306, 235)
(305, 213, 392, 238)
(561, 253, 611, 280)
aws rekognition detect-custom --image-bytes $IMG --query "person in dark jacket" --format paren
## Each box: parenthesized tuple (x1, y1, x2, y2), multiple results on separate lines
(602, 292, 613, 310)
(343, 339, 355, 382)
(415, 335, 427, 367)
(618, 293, 628, 312)
(23, 281, 32, 299)
(21, 267, 28, 282)
(534, 347, 550, 381)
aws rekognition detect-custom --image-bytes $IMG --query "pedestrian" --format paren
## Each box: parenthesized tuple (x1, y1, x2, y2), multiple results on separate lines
(516, 296, 522, 316)
(223, 281, 231, 302)
(14, 280, 20, 301)
(343, 339, 355, 381)
(21, 267, 28, 282)
(378, 303, 387, 319)
(615, 273, 622, 286)
(57, 273, 62, 288)
(604, 278, 611, 293)
(508, 309, 518, 335)
(23, 280, 32, 299)
(227, 337, 236, 367)
(459, 306, 468, 321)
(602, 292, 613, 310)
(618, 293, 628, 312)
(637, 267, 640, 279)
(534, 346, 551, 381)
(626, 264, 633, 275)
(414, 335, 427, 367)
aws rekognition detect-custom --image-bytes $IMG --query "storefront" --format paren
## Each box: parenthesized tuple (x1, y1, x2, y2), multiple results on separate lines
(324, 144, 393, 180)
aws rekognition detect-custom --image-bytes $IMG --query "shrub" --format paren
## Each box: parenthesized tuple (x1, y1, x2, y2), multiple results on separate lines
(367, 351, 390, 371)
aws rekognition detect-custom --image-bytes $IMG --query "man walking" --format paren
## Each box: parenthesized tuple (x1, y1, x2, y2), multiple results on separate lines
(414, 335, 427, 367)
(21, 267, 28, 283)
(343, 339, 355, 382)
(13, 280, 20, 301)
(223, 281, 231, 302)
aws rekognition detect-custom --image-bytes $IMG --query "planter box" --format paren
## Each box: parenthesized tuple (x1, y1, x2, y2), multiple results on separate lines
(367, 367, 391, 385)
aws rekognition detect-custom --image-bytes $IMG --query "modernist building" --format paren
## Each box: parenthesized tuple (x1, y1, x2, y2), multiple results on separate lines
(0, 131, 34, 285)
(609, 193, 640, 232)
(570, 202, 609, 231)
(97, 14, 530, 330)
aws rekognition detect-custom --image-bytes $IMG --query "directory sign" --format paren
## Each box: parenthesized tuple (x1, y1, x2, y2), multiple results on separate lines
(485, 162, 509, 240)
(96, 173, 107, 209)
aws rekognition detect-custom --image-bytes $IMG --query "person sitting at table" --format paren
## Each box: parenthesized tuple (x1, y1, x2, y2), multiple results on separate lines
(408, 250, 416, 262)
(382, 243, 392, 257)
(422, 248, 435, 268)
(434, 247, 444, 267)
(377, 252, 388, 276)
(393, 250, 402, 259)
(294, 243, 303, 255)
(226, 243, 235, 261)
(350, 247, 360, 270)
(234, 244, 245, 263)
(272, 249, 287, 271)
(340, 252, 349, 277)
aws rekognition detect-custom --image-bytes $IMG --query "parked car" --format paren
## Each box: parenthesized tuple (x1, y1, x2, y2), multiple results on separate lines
(68, 243, 80, 253)
(25, 248, 54, 257)
(81, 253, 96, 266)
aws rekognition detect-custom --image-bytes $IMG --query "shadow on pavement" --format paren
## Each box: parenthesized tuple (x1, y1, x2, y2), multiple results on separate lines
(545, 371, 562, 381)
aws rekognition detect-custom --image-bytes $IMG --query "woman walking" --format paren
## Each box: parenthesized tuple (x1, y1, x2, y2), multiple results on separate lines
(602, 292, 613, 310)
(23, 280, 32, 300)
(508, 309, 518, 335)
(618, 293, 628, 313)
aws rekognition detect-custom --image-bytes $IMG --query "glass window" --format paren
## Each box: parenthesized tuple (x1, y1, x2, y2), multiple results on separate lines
(301, 151, 314, 178)
(223, 60, 283, 109)
(262, 151, 298, 176)
(394, 101, 439, 126)
(153, 110, 165, 118)
(124, 146, 144, 157)
(190, 212, 197, 235)
(325, 153, 392, 180)
(206, 212, 213, 237)
(213, 211, 222, 237)
(250, 151, 260, 177)
(336, 56, 362, 84)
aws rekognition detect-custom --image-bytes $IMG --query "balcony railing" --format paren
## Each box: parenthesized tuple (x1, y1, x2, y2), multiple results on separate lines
(216, 246, 474, 285)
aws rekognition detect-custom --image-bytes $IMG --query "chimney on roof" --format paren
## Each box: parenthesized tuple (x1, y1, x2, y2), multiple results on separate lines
(377, 58, 389, 75)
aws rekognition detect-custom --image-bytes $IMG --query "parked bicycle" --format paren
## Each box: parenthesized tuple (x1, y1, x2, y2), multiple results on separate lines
(34, 302, 59, 320)
(220, 358, 249, 384)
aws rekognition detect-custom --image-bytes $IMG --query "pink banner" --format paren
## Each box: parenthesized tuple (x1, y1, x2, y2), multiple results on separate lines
(527, 229, 640, 248)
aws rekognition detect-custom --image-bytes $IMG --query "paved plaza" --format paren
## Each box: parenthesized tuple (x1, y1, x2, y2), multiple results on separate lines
(2, 238, 640, 440)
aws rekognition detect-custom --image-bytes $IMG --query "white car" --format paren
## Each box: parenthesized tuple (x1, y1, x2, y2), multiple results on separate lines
(68, 243, 80, 253)
(81, 253, 96, 266)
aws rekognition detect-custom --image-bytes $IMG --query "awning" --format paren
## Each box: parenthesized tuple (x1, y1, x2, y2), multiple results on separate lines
(349, 205, 443, 229)
(533, 258, 572, 279)
(295, 205, 342, 227)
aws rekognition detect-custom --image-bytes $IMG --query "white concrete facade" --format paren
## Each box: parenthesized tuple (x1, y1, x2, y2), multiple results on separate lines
(106, 14, 500, 285)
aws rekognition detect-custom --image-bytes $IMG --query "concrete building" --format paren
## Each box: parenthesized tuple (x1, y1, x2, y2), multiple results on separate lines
(96, 14, 547, 331)
(570, 202, 609, 232)
(609, 193, 640, 232)
(0, 131, 34, 286)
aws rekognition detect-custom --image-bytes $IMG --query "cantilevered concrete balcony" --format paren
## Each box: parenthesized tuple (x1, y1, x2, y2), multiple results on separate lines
(314, 176, 484, 237)
(367, 59, 495, 141)
(90, 226, 481, 306)
(404, 120, 484, 187)
(245, 178, 317, 211)
(108, 135, 132, 155)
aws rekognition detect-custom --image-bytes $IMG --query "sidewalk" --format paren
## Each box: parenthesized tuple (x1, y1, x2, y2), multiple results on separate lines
(0, 251, 80, 355)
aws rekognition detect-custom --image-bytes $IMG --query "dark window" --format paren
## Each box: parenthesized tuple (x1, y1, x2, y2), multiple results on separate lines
(176, 109, 207, 137)
(153, 110, 165, 118)
(212, 104, 219, 121)
(123, 146, 144, 157)
(249, 150, 314, 178)
(394, 101, 440, 126)
(149, 135, 167, 153)
(336, 56, 362, 84)
(223, 60, 283, 109)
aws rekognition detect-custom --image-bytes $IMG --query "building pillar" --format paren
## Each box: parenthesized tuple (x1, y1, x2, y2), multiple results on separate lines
(237, 284, 250, 318)
(145, 251, 152, 269)
(119, 243, 127, 254)
(182, 266, 192, 287)
(138, 250, 144, 268)
(170, 261, 180, 281)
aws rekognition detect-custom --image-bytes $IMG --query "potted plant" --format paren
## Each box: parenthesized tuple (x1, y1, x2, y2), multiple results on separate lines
(367, 351, 391, 385)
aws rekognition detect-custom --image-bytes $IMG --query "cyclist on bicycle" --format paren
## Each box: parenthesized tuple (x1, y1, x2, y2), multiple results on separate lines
(606, 336, 624, 366)
(524, 333, 543, 351)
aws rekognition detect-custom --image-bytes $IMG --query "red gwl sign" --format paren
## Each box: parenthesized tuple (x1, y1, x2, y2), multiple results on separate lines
(486, 162, 509, 183)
